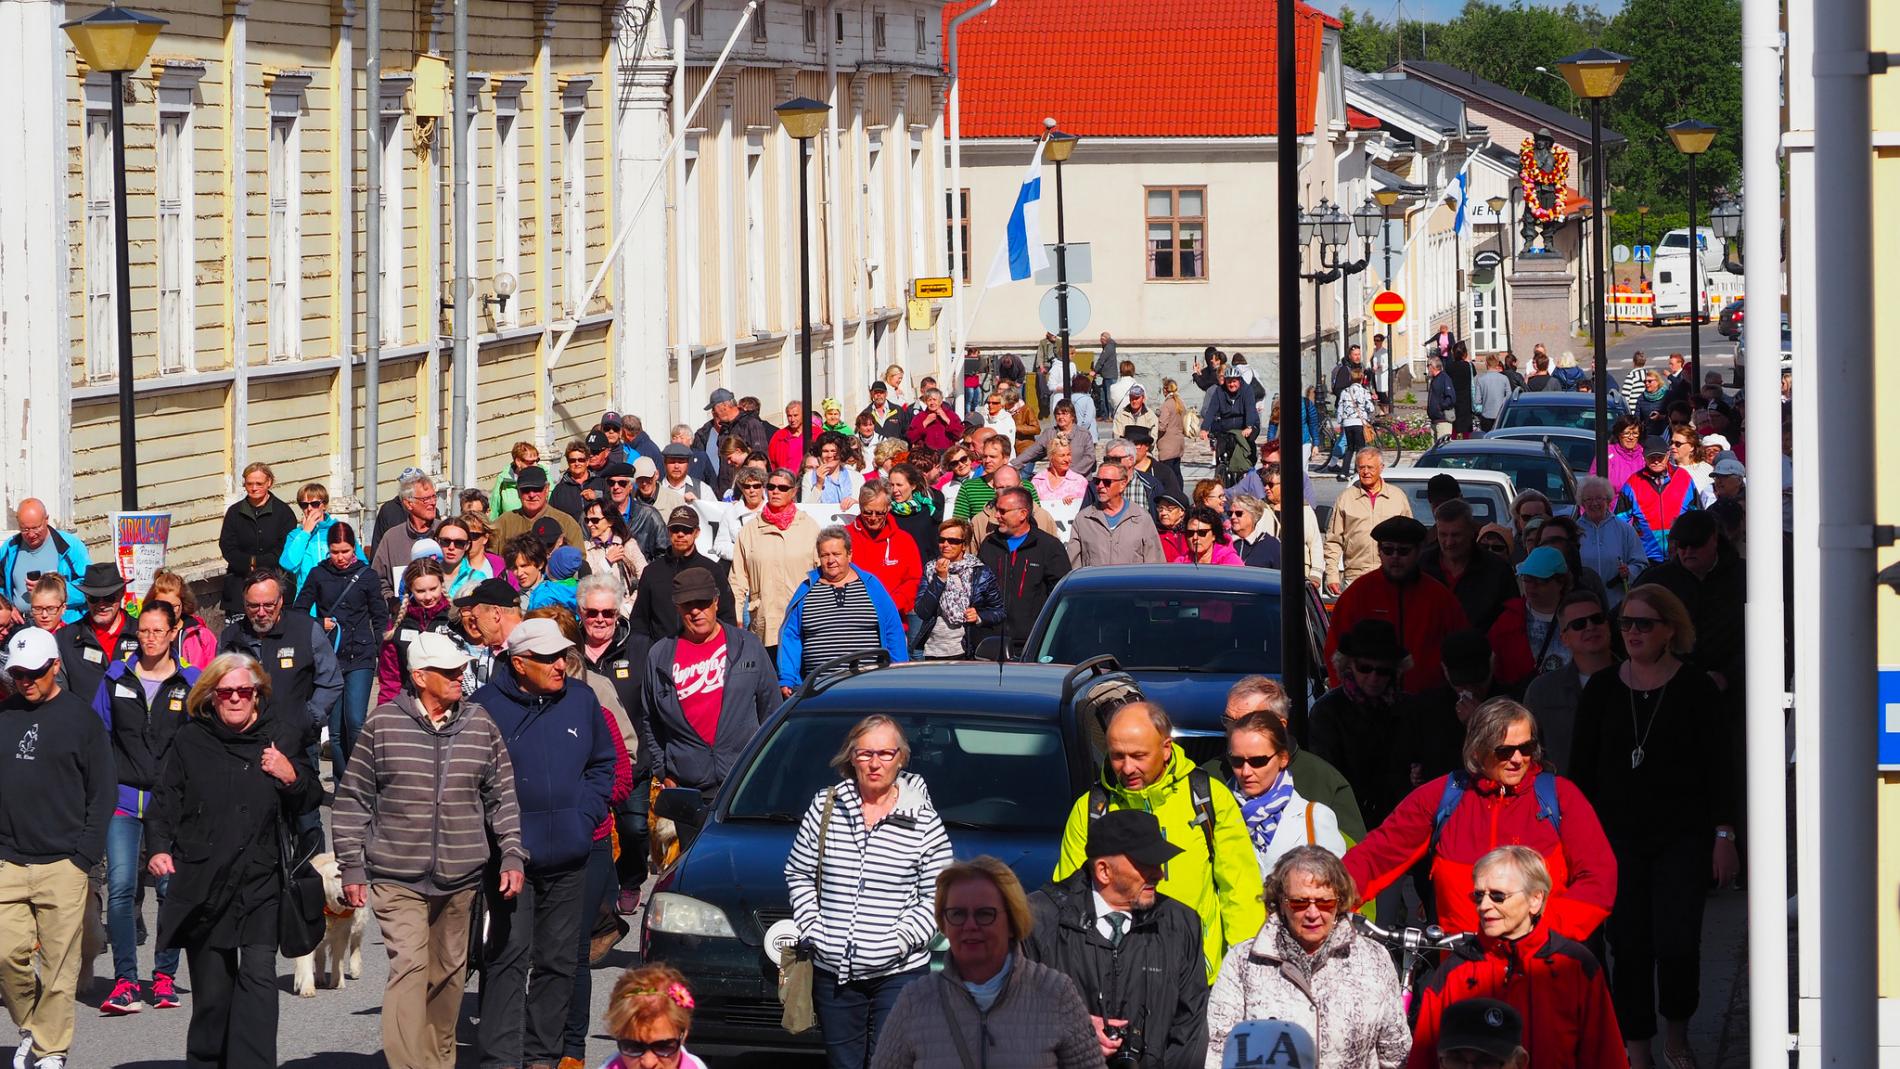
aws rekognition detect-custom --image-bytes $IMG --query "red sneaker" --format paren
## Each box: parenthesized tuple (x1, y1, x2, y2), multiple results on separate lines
(100, 978, 143, 1015)
(151, 973, 180, 1010)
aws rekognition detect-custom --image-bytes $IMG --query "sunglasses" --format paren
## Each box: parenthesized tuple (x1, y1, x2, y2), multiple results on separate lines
(616, 1038, 683, 1059)
(514, 650, 566, 664)
(1491, 742, 1537, 761)
(610, 479, 635, 488)
(1563, 611, 1608, 632)
(1618, 615, 1663, 633)
(1227, 509, 1247, 518)
(767, 483, 796, 492)
(5, 665, 51, 682)
(1186, 528, 1215, 538)
(943, 907, 1000, 927)
(586, 515, 609, 525)
(439, 537, 470, 547)
(214, 685, 257, 702)
(860, 509, 891, 519)
(300, 500, 326, 509)
(1469, 889, 1526, 905)
(1092, 476, 1123, 486)
(1284, 897, 1338, 913)
(1227, 753, 1278, 769)
(581, 608, 618, 619)
(1352, 661, 1397, 677)
(1377, 543, 1417, 556)
(938, 536, 968, 546)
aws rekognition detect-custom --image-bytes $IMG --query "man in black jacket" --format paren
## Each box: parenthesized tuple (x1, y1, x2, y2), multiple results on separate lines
(55, 563, 140, 708)
(692, 388, 772, 484)
(0, 627, 115, 1068)
(977, 487, 1071, 657)
(1418, 498, 1519, 632)
(857, 381, 911, 441)
(1024, 810, 1207, 1069)
(630, 508, 736, 639)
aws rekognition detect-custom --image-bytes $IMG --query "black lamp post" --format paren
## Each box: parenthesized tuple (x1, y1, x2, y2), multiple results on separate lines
(1711, 194, 1743, 274)
(777, 97, 829, 457)
(63, 4, 166, 511)
(1277, 0, 1306, 730)
(1666, 118, 1717, 390)
(1299, 200, 1366, 394)
(1351, 198, 1382, 361)
(1555, 46, 1632, 478)
(1043, 122, 1079, 404)
(1371, 190, 1401, 397)
(1487, 194, 1513, 356)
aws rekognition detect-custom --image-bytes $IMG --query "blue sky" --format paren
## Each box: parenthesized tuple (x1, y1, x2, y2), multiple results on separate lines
(1310, 0, 1621, 24)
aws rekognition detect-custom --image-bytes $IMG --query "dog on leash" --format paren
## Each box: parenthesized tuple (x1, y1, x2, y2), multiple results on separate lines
(291, 852, 366, 998)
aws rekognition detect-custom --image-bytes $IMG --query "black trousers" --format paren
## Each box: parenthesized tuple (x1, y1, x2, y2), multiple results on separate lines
(1343, 424, 1368, 460)
(563, 840, 619, 1059)
(1606, 833, 1708, 1041)
(183, 942, 278, 1069)
(477, 865, 586, 1068)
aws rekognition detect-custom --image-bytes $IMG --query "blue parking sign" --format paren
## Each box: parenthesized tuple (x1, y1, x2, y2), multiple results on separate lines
(1880, 667, 1900, 769)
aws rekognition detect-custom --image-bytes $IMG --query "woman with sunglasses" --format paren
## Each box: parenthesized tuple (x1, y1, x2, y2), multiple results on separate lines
(1408, 846, 1625, 1069)
(584, 502, 647, 602)
(278, 483, 363, 591)
(730, 470, 820, 659)
(1173, 505, 1243, 566)
(1226, 494, 1282, 569)
(784, 716, 951, 1069)
(1206, 846, 1409, 1069)
(434, 517, 495, 599)
(601, 966, 706, 1069)
(1341, 698, 1618, 946)
(1569, 585, 1733, 1069)
(145, 652, 320, 1069)
(711, 469, 767, 564)
(911, 519, 1004, 659)
(1221, 713, 1347, 876)
(455, 513, 508, 589)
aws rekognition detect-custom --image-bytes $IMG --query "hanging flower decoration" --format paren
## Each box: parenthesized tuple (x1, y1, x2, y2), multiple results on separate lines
(1519, 137, 1571, 222)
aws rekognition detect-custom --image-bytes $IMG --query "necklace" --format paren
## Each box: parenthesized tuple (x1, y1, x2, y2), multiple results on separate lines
(1626, 668, 1671, 770)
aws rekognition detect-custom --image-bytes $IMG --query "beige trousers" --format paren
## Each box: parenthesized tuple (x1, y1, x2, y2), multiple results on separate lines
(372, 884, 477, 1069)
(0, 859, 89, 1058)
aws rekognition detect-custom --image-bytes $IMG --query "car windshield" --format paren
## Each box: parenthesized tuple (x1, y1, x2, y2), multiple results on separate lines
(1391, 481, 1502, 525)
(1499, 402, 1595, 430)
(1424, 451, 1574, 505)
(1030, 590, 1282, 674)
(725, 712, 1073, 832)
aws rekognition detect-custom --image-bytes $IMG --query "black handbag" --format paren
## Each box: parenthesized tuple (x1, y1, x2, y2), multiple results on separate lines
(278, 828, 326, 958)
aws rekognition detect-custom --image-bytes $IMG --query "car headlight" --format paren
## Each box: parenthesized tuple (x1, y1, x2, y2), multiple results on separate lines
(646, 892, 739, 938)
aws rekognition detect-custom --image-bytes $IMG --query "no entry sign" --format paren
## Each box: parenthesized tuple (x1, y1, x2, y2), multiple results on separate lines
(1371, 290, 1406, 324)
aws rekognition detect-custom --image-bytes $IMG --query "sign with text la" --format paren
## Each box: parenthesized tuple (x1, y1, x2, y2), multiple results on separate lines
(1222, 1020, 1316, 1068)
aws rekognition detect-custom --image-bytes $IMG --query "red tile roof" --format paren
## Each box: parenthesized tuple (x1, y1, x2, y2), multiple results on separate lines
(945, 0, 1336, 139)
(1346, 106, 1383, 130)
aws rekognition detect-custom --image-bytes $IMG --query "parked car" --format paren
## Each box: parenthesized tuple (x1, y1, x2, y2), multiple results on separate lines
(1016, 565, 1329, 761)
(1717, 297, 1745, 339)
(1494, 391, 1625, 431)
(1415, 438, 1579, 514)
(1485, 425, 1598, 473)
(1311, 467, 1517, 531)
(641, 653, 1138, 1055)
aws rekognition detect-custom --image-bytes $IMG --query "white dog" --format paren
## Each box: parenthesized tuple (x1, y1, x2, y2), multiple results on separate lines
(291, 852, 366, 998)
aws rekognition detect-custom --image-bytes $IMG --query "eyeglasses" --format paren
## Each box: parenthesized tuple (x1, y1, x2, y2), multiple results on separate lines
(581, 608, 618, 619)
(854, 748, 900, 763)
(566, 455, 587, 464)
(1563, 611, 1608, 632)
(244, 600, 280, 612)
(1227, 753, 1278, 769)
(27, 605, 62, 618)
(1186, 528, 1215, 538)
(214, 685, 257, 702)
(1377, 543, 1418, 556)
(1352, 661, 1397, 677)
(439, 536, 471, 547)
(1618, 615, 1663, 634)
(615, 1038, 683, 1059)
(1092, 476, 1123, 486)
(942, 907, 1000, 927)
(767, 483, 795, 492)
(1469, 889, 1527, 905)
(1284, 897, 1338, 913)
(861, 509, 891, 519)
(1491, 742, 1537, 761)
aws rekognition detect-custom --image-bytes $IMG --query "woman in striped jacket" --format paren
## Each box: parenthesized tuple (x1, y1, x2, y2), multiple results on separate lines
(785, 715, 954, 1069)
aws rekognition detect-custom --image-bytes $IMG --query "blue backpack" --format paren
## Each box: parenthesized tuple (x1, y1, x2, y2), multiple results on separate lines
(1426, 770, 1563, 861)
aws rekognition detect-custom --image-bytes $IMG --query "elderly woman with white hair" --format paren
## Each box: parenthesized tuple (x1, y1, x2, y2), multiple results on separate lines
(1573, 474, 1649, 607)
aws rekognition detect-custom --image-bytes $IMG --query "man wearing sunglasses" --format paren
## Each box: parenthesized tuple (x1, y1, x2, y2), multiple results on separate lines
(0, 627, 115, 1069)
(1522, 592, 1617, 774)
(53, 563, 139, 710)
(1068, 462, 1165, 568)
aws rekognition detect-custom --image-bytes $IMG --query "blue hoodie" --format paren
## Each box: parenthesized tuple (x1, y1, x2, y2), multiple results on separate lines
(471, 660, 616, 873)
(278, 516, 367, 592)
(776, 564, 911, 690)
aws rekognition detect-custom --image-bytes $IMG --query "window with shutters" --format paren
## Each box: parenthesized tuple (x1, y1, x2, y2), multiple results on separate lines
(1146, 186, 1207, 281)
(81, 77, 116, 382)
(946, 189, 971, 283)
(560, 79, 592, 318)
(265, 72, 313, 361)
(492, 78, 524, 328)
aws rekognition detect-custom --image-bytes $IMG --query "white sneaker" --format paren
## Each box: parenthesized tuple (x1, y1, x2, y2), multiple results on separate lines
(11, 1033, 30, 1069)
(32, 1056, 61, 1069)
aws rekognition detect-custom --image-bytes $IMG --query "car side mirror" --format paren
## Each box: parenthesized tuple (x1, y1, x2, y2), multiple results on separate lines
(972, 635, 1005, 662)
(653, 787, 705, 827)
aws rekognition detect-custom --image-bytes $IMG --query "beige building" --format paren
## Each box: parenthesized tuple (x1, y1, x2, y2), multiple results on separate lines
(0, 0, 951, 588)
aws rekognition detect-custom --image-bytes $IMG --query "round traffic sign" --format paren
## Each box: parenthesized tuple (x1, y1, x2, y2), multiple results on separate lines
(1038, 284, 1092, 336)
(1612, 244, 1632, 264)
(1370, 290, 1406, 325)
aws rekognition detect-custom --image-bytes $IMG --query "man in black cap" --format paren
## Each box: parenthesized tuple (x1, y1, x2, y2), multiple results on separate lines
(55, 562, 140, 705)
(858, 380, 910, 441)
(655, 443, 713, 519)
(453, 577, 525, 688)
(493, 463, 585, 551)
(1324, 514, 1468, 696)
(1432, 998, 1528, 1069)
(692, 388, 771, 482)
(1024, 809, 1207, 1068)
(630, 508, 734, 640)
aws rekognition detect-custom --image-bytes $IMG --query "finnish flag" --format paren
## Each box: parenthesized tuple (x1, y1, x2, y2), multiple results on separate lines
(985, 142, 1052, 289)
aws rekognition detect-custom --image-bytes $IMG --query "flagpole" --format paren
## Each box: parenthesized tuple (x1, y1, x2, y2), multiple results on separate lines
(965, 134, 1050, 347)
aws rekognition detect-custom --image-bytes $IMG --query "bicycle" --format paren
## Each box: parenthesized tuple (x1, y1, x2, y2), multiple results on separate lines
(1351, 913, 1471, 1016)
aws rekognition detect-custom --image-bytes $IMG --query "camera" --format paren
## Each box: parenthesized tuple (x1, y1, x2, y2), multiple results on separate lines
(1103, 1024, 1143, 1069)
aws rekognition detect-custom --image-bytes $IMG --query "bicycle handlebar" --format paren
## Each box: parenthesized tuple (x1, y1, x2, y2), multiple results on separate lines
(1351, 913, 1472, 953)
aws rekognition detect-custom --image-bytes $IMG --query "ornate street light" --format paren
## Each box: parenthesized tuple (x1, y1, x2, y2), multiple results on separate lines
(1667, 118, 1718, 388)
(777, 96, 830, 457)
(1043, 120, 1080, 398)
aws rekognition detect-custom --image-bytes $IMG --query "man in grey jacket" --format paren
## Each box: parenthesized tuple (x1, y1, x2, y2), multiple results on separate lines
(333, 632, 525, 1069)
(1068, 461, 1165, 569)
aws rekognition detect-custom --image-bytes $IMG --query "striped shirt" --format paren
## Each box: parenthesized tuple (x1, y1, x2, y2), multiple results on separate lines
(797, 578, 883, 675)
(784, 772, 953, 981)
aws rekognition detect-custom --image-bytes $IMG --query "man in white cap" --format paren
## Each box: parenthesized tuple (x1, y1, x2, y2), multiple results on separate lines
(0, 628, 115, 1069)
(469, 620, 617, 1069)
(333, 632, 526, 1069)
(1710, 453, 1746, 503)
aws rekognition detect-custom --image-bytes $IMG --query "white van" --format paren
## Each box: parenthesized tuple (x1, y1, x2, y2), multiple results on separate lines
(1649, 226, 1742, 323)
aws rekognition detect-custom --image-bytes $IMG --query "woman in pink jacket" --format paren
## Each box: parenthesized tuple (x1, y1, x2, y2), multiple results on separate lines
(1176, 505, 1244, 566)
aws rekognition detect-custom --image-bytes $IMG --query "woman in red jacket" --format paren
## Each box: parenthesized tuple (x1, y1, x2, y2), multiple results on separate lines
(1408, 846, 1626, 1069)
(1342, 698, 1617, 942)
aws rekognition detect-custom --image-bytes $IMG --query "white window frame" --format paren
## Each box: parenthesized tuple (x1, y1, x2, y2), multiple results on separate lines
(378, 75, 412, 347)
(915, 12, 927, 53)
(872, 8, 886, 50)
(154, 64, 204, 374)
(460, 73, 488, 331)
(866, 130, 886, 306)
(680, 133, 702, 342)
(82, 76, 116, 382)
(744, 134, 767, 332)
(492, 77, 525, 329)
(687, 2, 704, 38)
(265, 71, 313, 362)
(751, 1, 768, 42)
(560, 78, 593, 319)
(909, 129, 927, 280)
(803, 5, 817, 45)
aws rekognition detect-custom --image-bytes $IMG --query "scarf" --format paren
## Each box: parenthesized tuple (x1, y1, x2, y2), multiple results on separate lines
(936, 556, 979, 624)
(891, 491, 935, 518)
(1339, 673, 1396, 708)
(1641, 384, 1668, 404)
(1238, 769, 1297, 854)
(760, 501, 799, 531)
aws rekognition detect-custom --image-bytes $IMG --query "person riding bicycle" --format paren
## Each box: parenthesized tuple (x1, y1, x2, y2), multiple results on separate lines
(1407, 847, 1624, 1069)
(1342, 699, 1616, 942)
(1198, 370, 1259, 487)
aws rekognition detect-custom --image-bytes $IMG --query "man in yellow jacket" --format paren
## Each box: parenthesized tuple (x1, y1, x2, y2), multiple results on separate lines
(1055, 702, 1266, 981)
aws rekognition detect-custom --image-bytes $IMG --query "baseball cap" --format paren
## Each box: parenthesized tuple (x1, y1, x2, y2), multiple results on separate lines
(585, 430, 610, 454)
(407, 631, 471, 673)
(1643, 436, 1670, 459)
(667, 506, 701, 531)
(1712, 455, 1746, 478)
(662, 443, 694, 461)
(1437, 998, 1523, 1059)
(514, 465, 550, 491)
(530, 516, 564, 547)
(1516, 545, 1569, 579)
(705, 388, 736, 411)
(1701, 433, 1731, 452)
(632, 457, 659, 479)
(869, 380, 888, 394)
(505, 618, 574, 657)
(1128, 384, 1146, 397)
(1084, 810, 1184, 867)
(399, 466, 426, 483)
(600, 460, 636, 480)
(454, 577, 518, 609)
(601, 411, 623, 429)
(671, 567, 721, 605)
(4, 628, 57, 673)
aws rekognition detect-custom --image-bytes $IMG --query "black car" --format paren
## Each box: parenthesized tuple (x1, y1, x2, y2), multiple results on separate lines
(1494, 391, 1626, 431)
(1416, 437, 1580, 514)
(1016, 565, 1329, 764)
(641, 652, 1139, 1055)
(1718, 297, 1744, 340)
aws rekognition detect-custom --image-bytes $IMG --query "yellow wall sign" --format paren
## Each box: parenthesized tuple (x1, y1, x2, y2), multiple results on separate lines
(912, 277, 955, 300)
(907, 298, 933, 330)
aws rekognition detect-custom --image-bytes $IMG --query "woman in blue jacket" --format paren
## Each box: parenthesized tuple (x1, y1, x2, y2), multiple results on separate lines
(278, 483, 364, 591)
(776, 527, 909, 693)
(291, 521, 390, 782)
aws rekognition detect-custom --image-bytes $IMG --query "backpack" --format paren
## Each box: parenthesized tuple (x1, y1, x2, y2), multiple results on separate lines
(1087, 767, 1219, 865)
(1426, 770, 1562, 862)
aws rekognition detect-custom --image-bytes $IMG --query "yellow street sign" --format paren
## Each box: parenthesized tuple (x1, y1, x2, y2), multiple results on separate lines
(907, 298, 933, 330)
(913, 276, 955, 300)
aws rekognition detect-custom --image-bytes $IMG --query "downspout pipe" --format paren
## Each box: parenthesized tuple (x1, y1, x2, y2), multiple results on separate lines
(450, 0, 470, 489)
(946, 0, 997, 410)
(363, 0, 381, 522)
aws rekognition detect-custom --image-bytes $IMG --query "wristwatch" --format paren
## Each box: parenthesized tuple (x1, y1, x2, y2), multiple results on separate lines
(1715, 828, 1737, 841)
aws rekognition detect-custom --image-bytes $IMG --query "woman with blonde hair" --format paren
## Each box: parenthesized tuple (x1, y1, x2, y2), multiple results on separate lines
(217, 461, 296, 616)
(144, 569, 217, 668)
(601, 964, 707, 1069)
(1155, 378, 1189, 487)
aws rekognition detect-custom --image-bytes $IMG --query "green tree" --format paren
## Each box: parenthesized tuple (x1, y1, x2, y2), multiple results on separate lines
(1338, 5, 1397, 72)
(1601, 0, 1742, 215)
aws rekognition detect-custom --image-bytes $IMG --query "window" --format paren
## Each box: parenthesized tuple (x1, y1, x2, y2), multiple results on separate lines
(744, 137, 767, 331)
(835, 10, 845, 42)
(154, 65, 203, 374)
(946, 189, 971, 283)
(873, 9, 886, 49)
(560, 79, 592, 318)
(866, 132, 886, 304)
(81, 77, 116, 382)
(915, 13, 927, 53)
(265, 72, 312, 362)
(377, 76, 410, 347)
(803, 5, 817, 44)
(909, 130, 927, 280)
(459, 74, 486, 330)
(687, 2, 704, 38)
(1146, 186, 1207, 280)
(752, 1, 768, 41)
(492, 79, 524, 328)
(680, 135, 701, 342)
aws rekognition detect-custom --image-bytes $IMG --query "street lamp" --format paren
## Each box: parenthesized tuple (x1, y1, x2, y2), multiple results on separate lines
(1666, 117, 1717, 389)
(1042, 120, 1080, 405)
(1555, 45, 1632, 478)
(1351, 198, 1382, 377)
(63, 4, 167, 511)
(1486, 194, 1514, 355)
(776, 96, 829, 457)
(1711, 194, 1744, 274)
(1299, 199, 1368, 399)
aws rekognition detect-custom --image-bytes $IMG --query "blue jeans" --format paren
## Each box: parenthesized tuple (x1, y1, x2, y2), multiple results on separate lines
(813, 965, 927, 1069)
(328, 667, 375, 783)
(107, 812, 178, 982)
(963, 385, 981, 418)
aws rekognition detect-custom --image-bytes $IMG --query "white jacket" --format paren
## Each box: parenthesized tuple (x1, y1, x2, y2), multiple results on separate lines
(1206, 916, 1410, 1069)
(1239, 787, 1349, 879)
